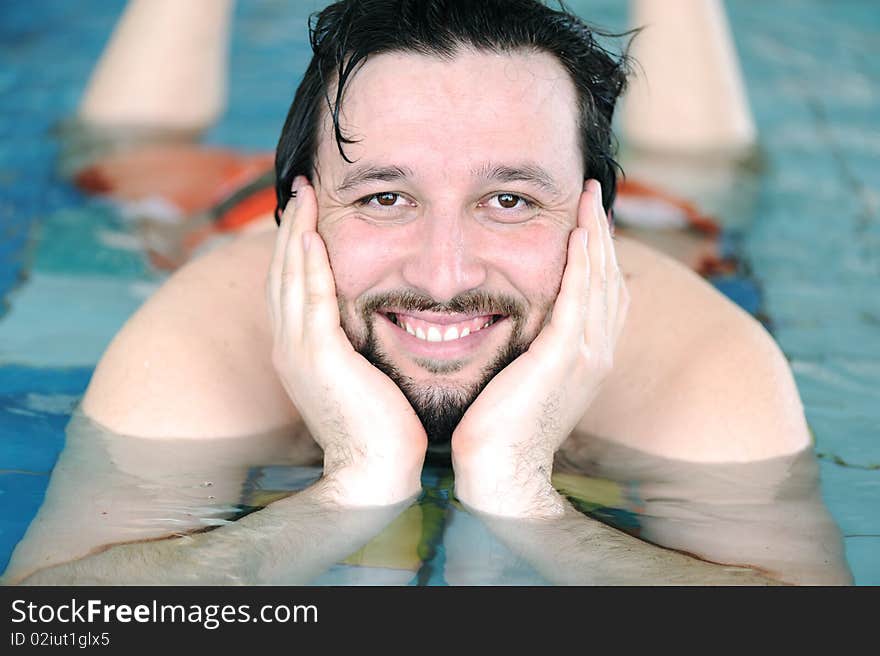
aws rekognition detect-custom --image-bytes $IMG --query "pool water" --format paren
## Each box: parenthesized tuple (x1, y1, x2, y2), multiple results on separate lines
(0, 0, 877, 584)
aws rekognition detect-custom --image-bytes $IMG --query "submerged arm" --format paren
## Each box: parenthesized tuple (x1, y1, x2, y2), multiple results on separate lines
(15, 479, 411, 587)
(449, 180, 848, 585)
(2, 415, 411, 586)
(467, 497, 783, 586)
(464, 444, 852, 587)
(7, 181, 429, 586)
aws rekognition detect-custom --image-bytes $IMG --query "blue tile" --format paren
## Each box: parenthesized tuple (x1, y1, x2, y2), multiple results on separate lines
(845, 537, 880, 586)
(0, 472, 51, 574)
(818, 461, 880, 537)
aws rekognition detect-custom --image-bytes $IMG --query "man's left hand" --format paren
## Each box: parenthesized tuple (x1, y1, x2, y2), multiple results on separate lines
(451, 179, 629, 517)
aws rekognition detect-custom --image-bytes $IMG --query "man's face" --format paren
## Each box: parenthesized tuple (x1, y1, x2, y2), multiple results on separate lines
(312, 49, 584, 446)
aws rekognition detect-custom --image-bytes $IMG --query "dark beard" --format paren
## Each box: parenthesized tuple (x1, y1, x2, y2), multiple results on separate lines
(357, 333, 529, 460)
(340, 289, 535, 464)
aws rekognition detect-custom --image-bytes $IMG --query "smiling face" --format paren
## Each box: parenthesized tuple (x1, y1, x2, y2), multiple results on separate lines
(312, 48, 584, 446)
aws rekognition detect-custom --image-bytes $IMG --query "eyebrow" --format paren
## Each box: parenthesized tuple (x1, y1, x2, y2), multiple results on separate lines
(472, 162, 563, 196)
(334, 161, 563, 196)
(335, 164, 413, 194)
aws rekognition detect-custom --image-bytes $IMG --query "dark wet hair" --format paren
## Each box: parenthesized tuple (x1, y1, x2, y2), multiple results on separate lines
(274, 0, 634, 223)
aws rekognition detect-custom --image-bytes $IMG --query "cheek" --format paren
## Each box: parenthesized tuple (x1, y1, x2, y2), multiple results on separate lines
(321, 221, 401, 299)
(491, 227, 569, 305)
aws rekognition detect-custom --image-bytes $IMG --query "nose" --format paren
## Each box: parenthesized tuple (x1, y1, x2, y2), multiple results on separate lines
(400, 209, 488, 303)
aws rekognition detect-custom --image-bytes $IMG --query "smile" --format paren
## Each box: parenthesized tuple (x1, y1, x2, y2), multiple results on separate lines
(382, 311, 505, 343)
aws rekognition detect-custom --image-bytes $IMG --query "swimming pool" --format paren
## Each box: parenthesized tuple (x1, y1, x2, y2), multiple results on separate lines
(0, 0, 877, 584)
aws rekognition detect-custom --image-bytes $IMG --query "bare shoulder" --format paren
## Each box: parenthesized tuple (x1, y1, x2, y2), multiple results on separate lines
(81, 230, 296, 438)
(578, 236, 811, 462)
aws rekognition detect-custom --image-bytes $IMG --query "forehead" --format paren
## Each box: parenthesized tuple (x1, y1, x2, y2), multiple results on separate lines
(316, 48, 582, 180)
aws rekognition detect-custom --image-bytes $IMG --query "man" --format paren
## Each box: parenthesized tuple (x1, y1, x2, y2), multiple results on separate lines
(2, 0, 850, 585)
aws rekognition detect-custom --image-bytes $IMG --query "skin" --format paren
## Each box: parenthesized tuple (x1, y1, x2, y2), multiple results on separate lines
(77, 49, 813, 471)
(78, 51, 813, 465)
(270, 49, 609, 512)
(313, 51, 583, 398)
(3, 48, 842, 585)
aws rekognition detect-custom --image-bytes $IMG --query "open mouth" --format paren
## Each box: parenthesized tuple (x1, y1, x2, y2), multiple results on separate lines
(383, 311, 505, 343)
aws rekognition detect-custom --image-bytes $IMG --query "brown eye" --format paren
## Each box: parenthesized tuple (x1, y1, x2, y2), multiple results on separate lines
(497, 193, 521, 209)
(357, 191, 416, 218)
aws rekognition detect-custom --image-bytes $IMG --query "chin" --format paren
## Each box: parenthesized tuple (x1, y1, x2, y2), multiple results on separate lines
(337, 288, 544, 447)
(355, 326, 528, 449)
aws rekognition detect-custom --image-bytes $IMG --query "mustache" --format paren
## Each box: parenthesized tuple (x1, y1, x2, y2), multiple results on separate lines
(356, 289, 528, 322)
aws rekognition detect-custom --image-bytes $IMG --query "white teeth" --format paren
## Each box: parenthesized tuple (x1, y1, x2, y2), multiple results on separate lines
(399, 316, 498, 342)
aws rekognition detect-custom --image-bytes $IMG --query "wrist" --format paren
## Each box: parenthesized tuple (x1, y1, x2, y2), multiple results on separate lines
(451, 434, 564, 518)
(455, 470, 566, 519)
(321, 459, 423, 508)
(318, 430, 425, 507)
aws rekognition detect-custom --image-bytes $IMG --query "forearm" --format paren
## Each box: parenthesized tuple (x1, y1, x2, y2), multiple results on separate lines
(466, 489, 785, 586)
(78, 0, 234, 131)
(16, 476, 414, 586)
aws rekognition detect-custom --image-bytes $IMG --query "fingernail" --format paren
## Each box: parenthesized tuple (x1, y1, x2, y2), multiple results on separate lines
(291, 175, 305, 196)
(594, 181, 603, 213)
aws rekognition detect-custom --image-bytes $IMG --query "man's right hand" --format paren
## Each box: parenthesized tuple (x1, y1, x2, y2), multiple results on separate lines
(266, 176, 426, 507)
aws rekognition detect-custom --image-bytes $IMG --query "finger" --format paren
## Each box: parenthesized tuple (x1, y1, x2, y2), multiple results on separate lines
(585, 180, 608, 349)
(280, 179, 319, 337)
(597, 191, 628, 348)
(549, 225, 589, 335)
(589, 179, 607, 273)
(267, 176, 304, 336)
(548, 182, 595, 338)
(594, 181, 620, 344)
(301, 229, 343, 339)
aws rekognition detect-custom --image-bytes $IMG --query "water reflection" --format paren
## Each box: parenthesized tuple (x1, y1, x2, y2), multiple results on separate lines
(3, 413, 851, 585)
